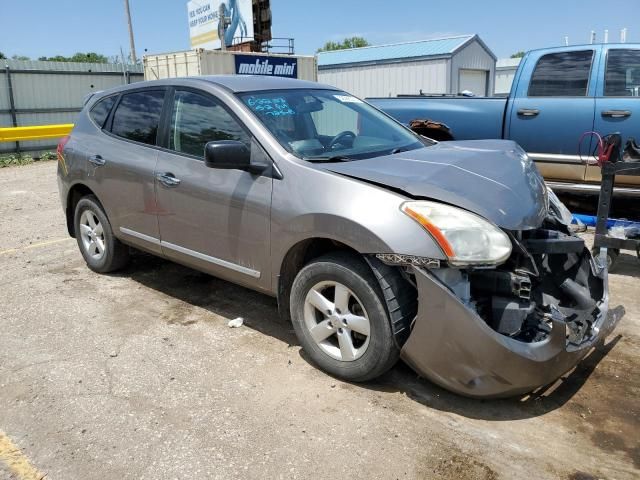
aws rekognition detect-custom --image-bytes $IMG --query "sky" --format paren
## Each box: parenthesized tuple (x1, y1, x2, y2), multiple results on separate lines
(0, 0, 638, 61)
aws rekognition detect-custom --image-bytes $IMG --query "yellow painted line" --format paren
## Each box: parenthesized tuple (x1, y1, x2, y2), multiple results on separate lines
(0, 238, 72, 256)
(0, 430, 46, 480)
(0, 124, 74, 143)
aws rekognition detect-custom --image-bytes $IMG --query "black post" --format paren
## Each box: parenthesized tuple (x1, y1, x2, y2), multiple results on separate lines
(594, 162, 615, 240)
(5, 65, 20, 154)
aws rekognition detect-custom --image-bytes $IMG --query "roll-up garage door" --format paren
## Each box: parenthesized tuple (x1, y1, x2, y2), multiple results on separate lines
(459, 69, 488, 96)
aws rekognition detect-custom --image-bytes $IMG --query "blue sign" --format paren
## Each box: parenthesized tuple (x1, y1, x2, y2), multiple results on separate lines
(234, 54, 298, 78)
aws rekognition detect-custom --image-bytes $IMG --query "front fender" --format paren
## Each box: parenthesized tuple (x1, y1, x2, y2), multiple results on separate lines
(269, 156, 447, 293)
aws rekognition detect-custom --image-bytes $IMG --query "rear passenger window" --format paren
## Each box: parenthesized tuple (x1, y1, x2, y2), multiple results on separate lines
(111, 90, 165, 145)
(605, 49, 640, 97)
(89, 96, 116, 128)
(169, 90, 250, 157)
(528, 50, 593, 97)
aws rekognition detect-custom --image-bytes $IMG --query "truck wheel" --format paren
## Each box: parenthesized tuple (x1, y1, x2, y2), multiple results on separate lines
(74, 195, 129, 273)
(290, 252, 400, 382)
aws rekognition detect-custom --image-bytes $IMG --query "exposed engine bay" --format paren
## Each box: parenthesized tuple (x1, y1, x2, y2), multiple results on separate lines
(432, 205, 605, 348)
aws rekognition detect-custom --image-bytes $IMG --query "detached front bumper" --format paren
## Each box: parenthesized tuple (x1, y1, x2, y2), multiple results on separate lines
(400, 264, 623, 398)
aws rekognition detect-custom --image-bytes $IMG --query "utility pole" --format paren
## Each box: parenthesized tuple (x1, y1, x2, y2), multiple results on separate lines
(124, 0, 137, 64)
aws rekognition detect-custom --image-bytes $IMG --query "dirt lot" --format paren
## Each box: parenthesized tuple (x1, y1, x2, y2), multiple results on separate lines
(1, 161, 638, 480)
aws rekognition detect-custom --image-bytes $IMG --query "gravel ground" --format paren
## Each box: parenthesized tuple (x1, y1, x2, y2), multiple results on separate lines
(0, 161, 638, 480)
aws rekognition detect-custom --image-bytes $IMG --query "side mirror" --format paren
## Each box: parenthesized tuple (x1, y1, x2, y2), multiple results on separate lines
(204, 140, 266, 174)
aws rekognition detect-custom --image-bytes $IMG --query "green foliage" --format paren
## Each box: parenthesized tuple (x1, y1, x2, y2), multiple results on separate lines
(0, 151, 56, 168)
(510, 51, 525, 58)
(38, 52, 108, 63)
(0, 52, 6, 59)
(11, 55, 30, 60)
(318, 36, 370, 52)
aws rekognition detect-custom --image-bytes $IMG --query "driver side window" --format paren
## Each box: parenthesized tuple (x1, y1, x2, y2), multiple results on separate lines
(169, 90, 250, 157)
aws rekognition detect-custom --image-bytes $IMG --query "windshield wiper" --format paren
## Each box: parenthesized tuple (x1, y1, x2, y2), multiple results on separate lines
(303, 155, 353, 163)
(390, 146, 412, 155)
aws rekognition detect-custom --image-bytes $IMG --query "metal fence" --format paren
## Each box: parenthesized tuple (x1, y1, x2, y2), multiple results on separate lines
(0, 59, 144, 154)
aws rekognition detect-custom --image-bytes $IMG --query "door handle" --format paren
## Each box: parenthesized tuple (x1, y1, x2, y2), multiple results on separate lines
(517, 108, 540, 117)
(88, 154, 106, 166)
(601, 110, 631, 118)
(156, 172, 181, 187)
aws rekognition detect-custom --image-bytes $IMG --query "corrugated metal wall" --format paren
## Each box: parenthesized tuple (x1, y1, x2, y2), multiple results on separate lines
(317, 58, 450, 98)
(318, 38, 496, 98)
(0, 59, 143, 153)
(494, 58, 520, 95)
(450, 40, 495, 95)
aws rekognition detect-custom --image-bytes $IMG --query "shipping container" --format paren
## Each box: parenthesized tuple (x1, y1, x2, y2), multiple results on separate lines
(143, 49, 317, 82)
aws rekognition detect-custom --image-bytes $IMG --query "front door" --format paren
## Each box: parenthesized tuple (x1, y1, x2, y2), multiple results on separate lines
(589, 47, 640, 188)
(506, 48, 598, 183)
(154, 89, 273, 291)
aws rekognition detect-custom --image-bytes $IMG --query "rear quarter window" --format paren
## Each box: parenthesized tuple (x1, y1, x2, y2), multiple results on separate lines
(89, 96, 117, 129)
(110, 90, 165, 145)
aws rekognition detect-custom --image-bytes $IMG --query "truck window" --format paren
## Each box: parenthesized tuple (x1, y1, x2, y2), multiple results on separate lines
(89, 96, 117, 129)
(110, 90, 165, 145)
(605, 49, 640, 97)
(528, 50, 593, 97)
(169, 90, 250, 157)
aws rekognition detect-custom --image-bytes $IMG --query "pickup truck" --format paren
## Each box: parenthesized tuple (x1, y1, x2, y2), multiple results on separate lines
(369, 44, 640, 197)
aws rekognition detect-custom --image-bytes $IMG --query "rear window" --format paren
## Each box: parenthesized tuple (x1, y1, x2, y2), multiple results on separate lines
(528, 50, 593, 97)
(110, 90, 165, 145)
(605, 49, 640, 97)
(89, 96, 116, 129)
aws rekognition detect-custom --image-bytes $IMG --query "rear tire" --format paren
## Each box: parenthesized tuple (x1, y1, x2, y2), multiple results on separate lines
(290, 252, 400, 382)
(74, 196, 129, 273)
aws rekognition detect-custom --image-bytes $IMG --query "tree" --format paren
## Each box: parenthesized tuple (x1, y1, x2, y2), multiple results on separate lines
(318, 36, 370, 52)
(38, 52, 108, 63)
(0, 52, 5, 59)
(11, 54, 30, 60)
(510, 51, 525, 59)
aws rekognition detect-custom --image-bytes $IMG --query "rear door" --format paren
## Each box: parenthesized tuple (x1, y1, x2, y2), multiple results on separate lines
(506, 48, 599, 183)
(589, 47, 640, 187)
(154, 88, 273, 291)
(92, 88, 166, 253)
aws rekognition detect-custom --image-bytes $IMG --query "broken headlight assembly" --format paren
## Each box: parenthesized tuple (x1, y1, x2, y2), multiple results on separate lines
(401, 201, 512, 266)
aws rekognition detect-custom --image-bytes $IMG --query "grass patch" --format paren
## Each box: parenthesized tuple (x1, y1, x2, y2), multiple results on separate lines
(0, 151, 57, 168)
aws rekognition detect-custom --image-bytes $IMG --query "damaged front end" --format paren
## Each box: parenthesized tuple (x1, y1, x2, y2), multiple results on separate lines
(396, 208, 623, 398)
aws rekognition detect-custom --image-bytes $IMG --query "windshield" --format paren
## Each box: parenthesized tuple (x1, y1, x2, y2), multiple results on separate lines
(238, 89, 428, 161)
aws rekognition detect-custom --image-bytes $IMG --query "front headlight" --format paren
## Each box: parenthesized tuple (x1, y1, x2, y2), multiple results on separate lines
(401, 201, 512, 266)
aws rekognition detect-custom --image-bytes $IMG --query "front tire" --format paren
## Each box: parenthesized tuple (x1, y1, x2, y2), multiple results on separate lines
(290, 252, 400, 382)
(74, 195, 129, 273)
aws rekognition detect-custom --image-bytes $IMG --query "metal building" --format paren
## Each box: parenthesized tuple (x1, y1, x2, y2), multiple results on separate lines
(1, 59, 143, 153)
(494, 57, 521, 95)
(317, 34, 496, 98)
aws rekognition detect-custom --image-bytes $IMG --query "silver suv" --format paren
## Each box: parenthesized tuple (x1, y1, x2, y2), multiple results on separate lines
(57, 76, 620, 398)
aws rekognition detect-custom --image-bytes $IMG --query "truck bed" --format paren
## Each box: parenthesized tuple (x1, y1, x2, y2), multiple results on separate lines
(368, 96, 508, 141)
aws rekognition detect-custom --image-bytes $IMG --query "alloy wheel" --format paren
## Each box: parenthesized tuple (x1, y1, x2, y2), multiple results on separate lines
(79, 210, 106, 261)
(303, 281, 371, 361)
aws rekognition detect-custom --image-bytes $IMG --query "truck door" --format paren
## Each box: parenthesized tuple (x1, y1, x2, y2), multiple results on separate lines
(589, 47, 640, 189)
(505, 48, 599, 184)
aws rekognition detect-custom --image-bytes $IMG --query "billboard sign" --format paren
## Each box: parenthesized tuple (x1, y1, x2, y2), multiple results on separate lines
(235, 55, 298, 78)
(187, 0, 254, 50)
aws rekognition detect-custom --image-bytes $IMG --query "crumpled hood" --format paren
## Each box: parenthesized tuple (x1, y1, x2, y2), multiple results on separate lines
(322, 139, 548, 230)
